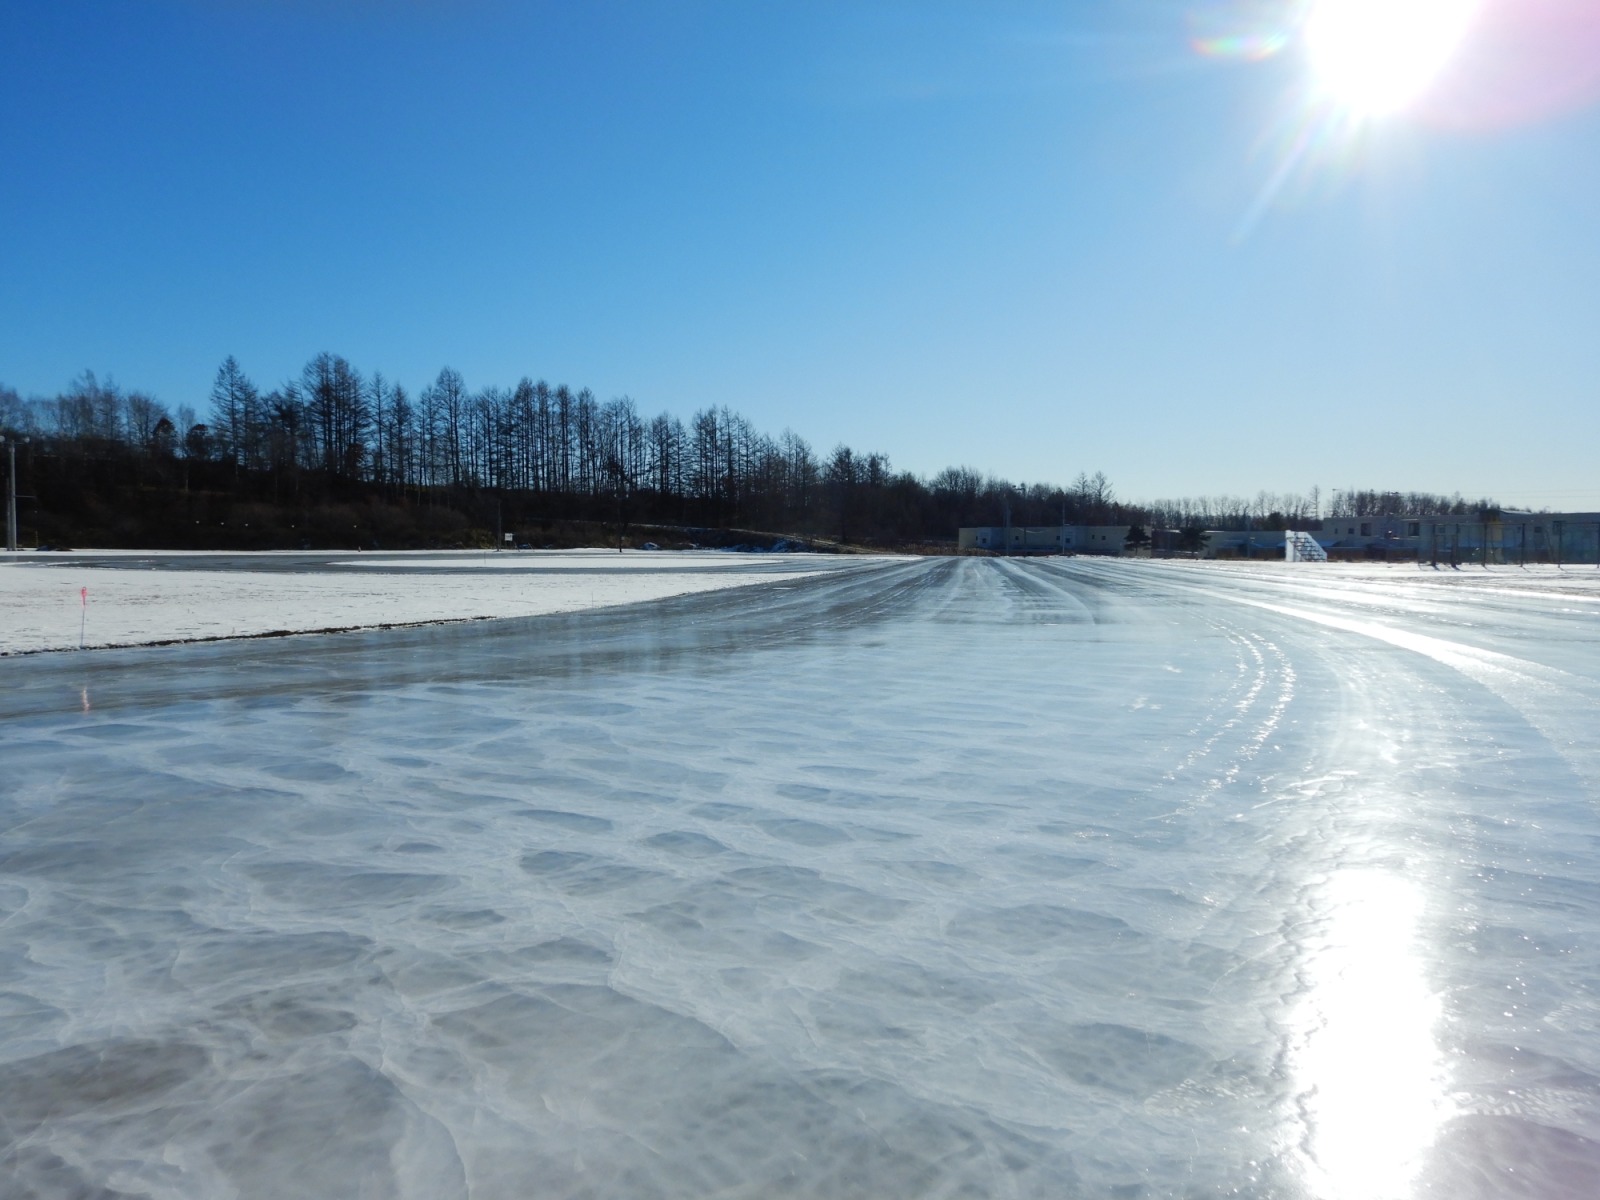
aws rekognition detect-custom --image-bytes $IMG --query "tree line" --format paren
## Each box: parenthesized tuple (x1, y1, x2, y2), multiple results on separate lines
(0, 359, 1500, 549)
(1146, 486, 1499, 532)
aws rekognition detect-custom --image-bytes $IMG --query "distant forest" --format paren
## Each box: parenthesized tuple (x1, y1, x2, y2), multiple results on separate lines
(0, 359, 1500, 550)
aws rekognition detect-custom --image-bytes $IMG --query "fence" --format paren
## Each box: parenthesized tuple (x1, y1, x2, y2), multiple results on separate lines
(1425, 520, 1600, 566)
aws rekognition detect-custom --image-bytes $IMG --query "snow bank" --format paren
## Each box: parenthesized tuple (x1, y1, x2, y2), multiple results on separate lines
(0, 551, 841, 654)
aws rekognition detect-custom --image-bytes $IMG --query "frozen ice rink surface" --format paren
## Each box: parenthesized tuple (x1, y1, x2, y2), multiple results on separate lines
(3, 557, 1600, 1198)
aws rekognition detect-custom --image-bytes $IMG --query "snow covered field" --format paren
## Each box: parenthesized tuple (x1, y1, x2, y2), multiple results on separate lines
(4, 556, 1600, 1198)
(0, 549, 857, 655)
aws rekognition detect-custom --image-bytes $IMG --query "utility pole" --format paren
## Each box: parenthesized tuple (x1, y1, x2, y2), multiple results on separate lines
(3, 437, 23, 552)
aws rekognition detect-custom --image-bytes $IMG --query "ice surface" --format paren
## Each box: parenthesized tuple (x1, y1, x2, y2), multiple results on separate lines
(3, 557, 1600, 1198)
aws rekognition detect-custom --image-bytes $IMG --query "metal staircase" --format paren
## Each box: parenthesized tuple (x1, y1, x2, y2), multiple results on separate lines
(1285, 530, 1328, 562)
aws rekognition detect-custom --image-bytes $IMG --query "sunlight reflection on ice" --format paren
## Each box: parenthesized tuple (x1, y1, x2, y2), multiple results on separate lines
(1292, 868, 1452, 1200)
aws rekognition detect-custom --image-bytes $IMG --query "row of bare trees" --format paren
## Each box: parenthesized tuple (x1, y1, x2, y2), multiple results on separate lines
(192, 356, 1141, 539)
(2, 362, 963, 541)
(1, 359, 1500, 542)
(1, 371, 209, 457)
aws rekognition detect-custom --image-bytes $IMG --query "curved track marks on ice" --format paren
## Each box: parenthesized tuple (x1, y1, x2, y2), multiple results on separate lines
(1103, 559, 1600, 795)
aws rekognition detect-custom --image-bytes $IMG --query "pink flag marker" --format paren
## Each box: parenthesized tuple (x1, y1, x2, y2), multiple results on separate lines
(79, 586, 87, 649)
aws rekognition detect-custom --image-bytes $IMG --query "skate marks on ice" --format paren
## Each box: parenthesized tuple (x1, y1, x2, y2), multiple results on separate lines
(1055, 557, 1600, 1198)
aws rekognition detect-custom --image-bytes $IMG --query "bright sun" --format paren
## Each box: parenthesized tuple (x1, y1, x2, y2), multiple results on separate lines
(1303, 0, 1481, 117)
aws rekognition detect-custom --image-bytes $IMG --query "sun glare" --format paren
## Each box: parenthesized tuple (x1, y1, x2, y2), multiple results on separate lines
(1290, 868, 1451, 1200)
(1304, 0, 1482, 117)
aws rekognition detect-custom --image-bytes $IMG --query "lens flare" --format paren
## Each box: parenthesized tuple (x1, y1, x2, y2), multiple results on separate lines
(1193, 31, 1291, 62)
(1304, 0, 1483, 116)
(1418, 0, 1600, 130)
(1189, 1, 1294, 62)
(1187, 0, 1600, 232)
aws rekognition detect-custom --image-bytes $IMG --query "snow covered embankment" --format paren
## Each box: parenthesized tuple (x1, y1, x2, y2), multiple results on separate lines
(0, 552, 835, 654)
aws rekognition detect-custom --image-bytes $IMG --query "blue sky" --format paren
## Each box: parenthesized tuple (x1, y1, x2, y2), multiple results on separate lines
(4, 0, 1598, 509)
